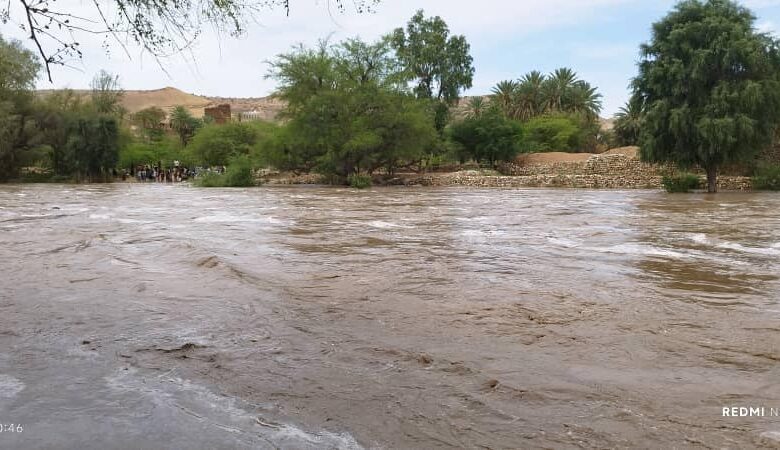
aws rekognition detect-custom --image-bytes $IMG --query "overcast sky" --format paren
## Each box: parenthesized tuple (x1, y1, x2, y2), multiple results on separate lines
(4, 0, 780, 115)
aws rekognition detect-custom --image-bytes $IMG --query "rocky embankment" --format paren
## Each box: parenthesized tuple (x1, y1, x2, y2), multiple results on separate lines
(261, 147, 754, 190)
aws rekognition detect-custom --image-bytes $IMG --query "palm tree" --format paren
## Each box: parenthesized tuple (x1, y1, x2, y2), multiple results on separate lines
(516, 70, 546, 120)
(544, 67, 578, 112)
(170, 106, 201, 146)
(613, 95, 643, 146)
(467, 96, 486, 118)
(491, 80, 519, 118)
(566, 80, 603, 120)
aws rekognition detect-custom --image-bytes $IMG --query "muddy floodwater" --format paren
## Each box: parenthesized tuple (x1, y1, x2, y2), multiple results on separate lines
(1, 184, 780, 449)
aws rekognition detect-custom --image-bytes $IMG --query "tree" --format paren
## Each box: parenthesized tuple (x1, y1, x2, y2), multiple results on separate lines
(613, 95, 643, 146)
(188, 122, 267, 166)
(63, 114, 120, 181)
(3, 0, 381, 82)
(391, 10, 474, 131)
(449, 111, 524, 166)
(491, 68, 602, 122)
(132, 106, 166, 142)
(170, 106, 201, 146)
(521, 115, 587, 153)
(265, 36, 436, 177)
(90, 70, 124, 117)
(633, 0, 780, 192)
(0, 33, 39, 181)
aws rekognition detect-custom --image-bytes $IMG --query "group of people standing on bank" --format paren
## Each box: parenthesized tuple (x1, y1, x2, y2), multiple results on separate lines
(124, 164, 226, 183)
(132, 164, 194, 183)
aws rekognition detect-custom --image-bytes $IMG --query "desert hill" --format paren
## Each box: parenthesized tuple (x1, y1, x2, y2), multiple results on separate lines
(37, 86, 285, 121)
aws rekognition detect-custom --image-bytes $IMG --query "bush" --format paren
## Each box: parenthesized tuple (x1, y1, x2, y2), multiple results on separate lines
(662, 173, 701, 193)
(348, 173, 372, 189)
(521, 115, 586, 153)
(752, 165, 780, 190)
(194, 155, 255, 187)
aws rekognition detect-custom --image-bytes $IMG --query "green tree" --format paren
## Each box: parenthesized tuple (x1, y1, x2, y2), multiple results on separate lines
(132, 107, 167, 142)
(63, 115, 120, 181)
(188, 122, 266, 166)
(522, 115, 587, 153)
(0, 34, 39, 181)
(634, 0, 780, 192)
(391, 10, 474, 131)
(170, 106, 201, 146)
(449, 112, 524, 166)
(265, 36, 437, 178)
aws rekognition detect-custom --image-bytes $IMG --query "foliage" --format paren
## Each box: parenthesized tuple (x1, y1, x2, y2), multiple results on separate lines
(118, 135, 186, 169)
(662, 173, 702, 193)
(170, 106, 201, 146)
(194, 155, 255, 187)
(391, 10, 473, 132)
(613, 95, 643, 146)
(634, 0, 780, 192)
(62, 114, 120, 181)
(0, 34, 39, 181)
(265, 37, 437, 178)
(90, 70, 125, 117)
(347, 173, 372, 189)
(521, 115, 588, 153)
(448, 112, 524, 165)
(752, 165, 780, 190)
(132, 107, 167, 142)
(491, 68, 602, 122)
(188, 121, 271, 166)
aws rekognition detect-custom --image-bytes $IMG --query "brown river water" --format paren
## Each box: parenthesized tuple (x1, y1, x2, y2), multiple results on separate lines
(1, 183, 780, 449)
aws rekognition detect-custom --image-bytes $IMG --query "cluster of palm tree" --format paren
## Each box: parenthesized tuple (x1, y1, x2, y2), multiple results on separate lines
(469, 68, 603, 122)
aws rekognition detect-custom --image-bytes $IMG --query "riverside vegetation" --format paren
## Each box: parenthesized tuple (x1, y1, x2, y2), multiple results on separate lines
(1, 1, 780, 192)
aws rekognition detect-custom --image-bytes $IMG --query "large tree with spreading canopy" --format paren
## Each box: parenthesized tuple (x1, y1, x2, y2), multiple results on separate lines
(633, 0, 780, 192)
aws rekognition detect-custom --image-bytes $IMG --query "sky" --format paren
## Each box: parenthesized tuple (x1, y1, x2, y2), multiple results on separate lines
(4, 0, 780, 116)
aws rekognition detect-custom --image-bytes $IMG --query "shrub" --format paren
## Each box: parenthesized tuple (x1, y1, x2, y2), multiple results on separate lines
(662, 173, 701, 193)
(194, 155, 255, 187)
(752, 165, 780, 190)
(348, 173, 372, 189)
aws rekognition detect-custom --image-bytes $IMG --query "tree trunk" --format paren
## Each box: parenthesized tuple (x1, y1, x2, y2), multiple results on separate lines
(706, 166, 718, 193)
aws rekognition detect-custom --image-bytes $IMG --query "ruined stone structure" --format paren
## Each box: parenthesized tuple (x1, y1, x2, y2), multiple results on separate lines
(204, 104, 231, 124)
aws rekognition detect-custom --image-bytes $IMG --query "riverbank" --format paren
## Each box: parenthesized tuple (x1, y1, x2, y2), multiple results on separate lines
(261, 147, 756, 190)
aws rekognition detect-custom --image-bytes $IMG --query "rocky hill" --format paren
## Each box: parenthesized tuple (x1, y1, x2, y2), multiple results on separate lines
(37, 86, 286, 121)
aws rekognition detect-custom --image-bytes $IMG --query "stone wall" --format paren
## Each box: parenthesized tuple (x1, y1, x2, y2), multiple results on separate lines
(403, 173, 751, 190)
(499, 153, 676, 177)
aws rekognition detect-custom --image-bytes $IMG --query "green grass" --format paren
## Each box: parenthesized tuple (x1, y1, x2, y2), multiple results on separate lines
(752, 165, 780, 191)
(662, 173, 701, 193)
(348, 173, 372, 189)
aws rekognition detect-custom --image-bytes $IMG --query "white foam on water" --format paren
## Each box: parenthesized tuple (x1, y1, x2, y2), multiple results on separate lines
(597, 243, 690, 259)
(717, 241, 780, 256)
(772, 242, 780, 249)
(105, 368, 363, 449)
(0, 374, 25, 398)
(688, 233, 710, 245)
(368, 220, 410, 229)
(546, 237, 580, 248)
(89, 214, 112, 220)
(194, 214, 291, 226)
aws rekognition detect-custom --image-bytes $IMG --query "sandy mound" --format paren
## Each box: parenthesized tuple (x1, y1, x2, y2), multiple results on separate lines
(121, 87, 211, 114)
(517, 152, 594, 164)
(603, 146, 640, 158)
